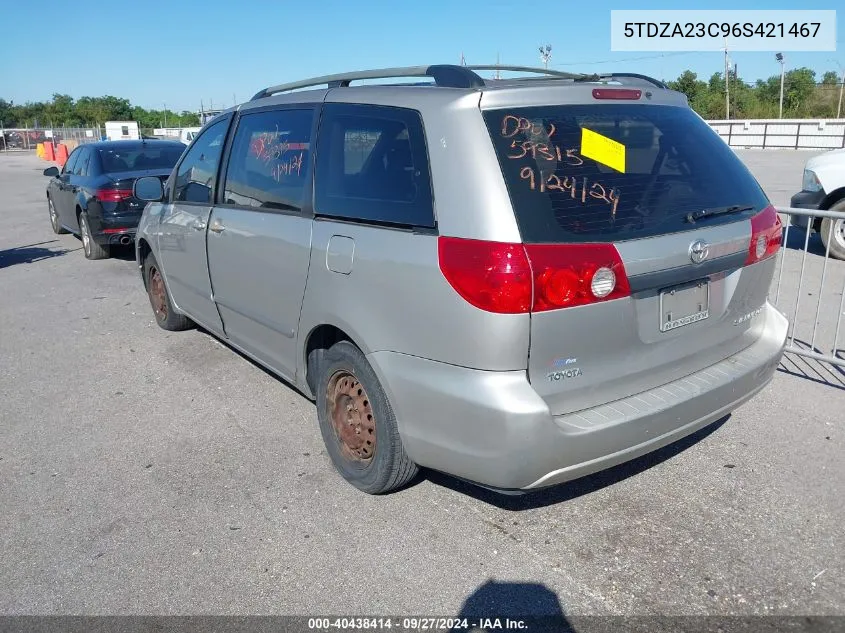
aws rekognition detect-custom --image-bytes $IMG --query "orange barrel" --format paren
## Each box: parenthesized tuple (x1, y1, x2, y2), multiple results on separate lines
(55, 144, 68, 166)
(44, 142, 55, 161)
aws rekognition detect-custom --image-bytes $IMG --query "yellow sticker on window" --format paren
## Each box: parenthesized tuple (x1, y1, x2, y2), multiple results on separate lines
(581, 128, 626, 173)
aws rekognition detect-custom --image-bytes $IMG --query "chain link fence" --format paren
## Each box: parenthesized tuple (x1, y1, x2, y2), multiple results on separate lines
(0, 126, 104, 151)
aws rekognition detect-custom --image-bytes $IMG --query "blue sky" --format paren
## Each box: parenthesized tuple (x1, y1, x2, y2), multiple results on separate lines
(0, 0, 841, 112)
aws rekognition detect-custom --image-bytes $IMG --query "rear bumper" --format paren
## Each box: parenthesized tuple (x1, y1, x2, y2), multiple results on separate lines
(368, 302, 788, 491)
(89, 214, 141, 245)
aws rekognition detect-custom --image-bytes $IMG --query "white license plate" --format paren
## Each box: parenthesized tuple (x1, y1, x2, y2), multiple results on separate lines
(659, 280, 710, 332)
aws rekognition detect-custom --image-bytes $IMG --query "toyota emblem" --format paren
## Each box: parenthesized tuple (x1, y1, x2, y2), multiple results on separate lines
(689, 240, 710, 264)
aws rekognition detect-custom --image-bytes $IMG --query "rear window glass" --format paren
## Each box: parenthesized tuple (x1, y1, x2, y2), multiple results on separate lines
(482, 105, 769, 243)
(98, 146, 184, 173)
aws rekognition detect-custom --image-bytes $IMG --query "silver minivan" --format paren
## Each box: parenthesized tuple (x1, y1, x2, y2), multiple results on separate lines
(133, 65, 788, 495)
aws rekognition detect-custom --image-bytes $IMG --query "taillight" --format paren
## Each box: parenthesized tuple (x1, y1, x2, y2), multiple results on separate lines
(592, 88, 642, 100)
(437, 238, 533, 314)
(95, 188, 133, 203)
(525, 243, 630, 311)
(438, 237, 630, 314)
(746, 205, 782, 265)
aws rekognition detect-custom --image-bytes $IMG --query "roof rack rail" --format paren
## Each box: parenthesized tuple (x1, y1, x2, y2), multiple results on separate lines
(575, 73, 668, 89)
(466, 65, 585, 80)
(251, 65, 485, 100)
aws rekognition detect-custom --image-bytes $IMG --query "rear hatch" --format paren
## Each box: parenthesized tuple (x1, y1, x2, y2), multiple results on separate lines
(97, 141, 182, 215)
(480, 98, 781, 416)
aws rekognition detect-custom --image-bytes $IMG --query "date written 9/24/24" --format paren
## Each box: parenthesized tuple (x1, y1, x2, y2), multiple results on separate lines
(519, 167, 620, 217)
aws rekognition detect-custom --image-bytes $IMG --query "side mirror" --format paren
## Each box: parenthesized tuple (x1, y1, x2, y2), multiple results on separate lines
(134, 176, 164, 202)
(43, 166, 60, 177)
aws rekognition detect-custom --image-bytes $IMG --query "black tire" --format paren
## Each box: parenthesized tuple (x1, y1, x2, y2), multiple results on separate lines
(819, 200, 845, 261)
(48, 197, 68, 234)
(143, 252, 192, 331)
(78, 212, 109, 260)
(315, 340, 418, 494)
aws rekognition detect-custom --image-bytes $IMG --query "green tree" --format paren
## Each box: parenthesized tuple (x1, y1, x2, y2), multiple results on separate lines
(821, 70, 839, 86)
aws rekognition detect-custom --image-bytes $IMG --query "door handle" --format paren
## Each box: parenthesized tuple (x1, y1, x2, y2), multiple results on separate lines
(191, 221, 207, 231)
(209, 220, 225, 234)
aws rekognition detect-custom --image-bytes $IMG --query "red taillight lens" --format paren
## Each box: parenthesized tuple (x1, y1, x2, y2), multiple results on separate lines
(438, 237, 533, 314)
(746, 205, 782, 265)
(95, 188, 133, 202)
(438, 237, 630, 314)
(526, 243, 630, 311)
(592, 88, 642, 100)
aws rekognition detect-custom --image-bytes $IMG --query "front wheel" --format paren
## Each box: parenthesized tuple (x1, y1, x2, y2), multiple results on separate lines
(48, 197, 68, 234)
(143, 253, 192, 331)
(315, 340, 418, 494)
(79, 212, 109, 260)
(819, 200, 845, 261)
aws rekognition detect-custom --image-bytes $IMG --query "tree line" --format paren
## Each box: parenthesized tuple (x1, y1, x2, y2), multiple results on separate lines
(0, 66, 842, 129)
(667, 67, 841, 119)
(0, 94, 200, 129)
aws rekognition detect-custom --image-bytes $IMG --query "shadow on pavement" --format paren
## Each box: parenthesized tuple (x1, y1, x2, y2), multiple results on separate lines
(778, 344, 845, 390)
(426, 416, 729, 511)
(0, 241, 74, 268)
(453, 580, 570, 632)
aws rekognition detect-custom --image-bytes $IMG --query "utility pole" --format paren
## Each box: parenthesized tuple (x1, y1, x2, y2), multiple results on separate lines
(495, 52, 501, 79)
(830, 60, 845, 119)
(724, 38, 730, 120)
(460, 52, 465, 66)
(776, 53, 785, 118)
(163, 103, 167, 128)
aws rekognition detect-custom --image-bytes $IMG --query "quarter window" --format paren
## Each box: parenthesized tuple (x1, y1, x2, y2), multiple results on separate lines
(173, 118, 229, 204)
(223, 109, 313, 211)
(314, 104, 434, 228)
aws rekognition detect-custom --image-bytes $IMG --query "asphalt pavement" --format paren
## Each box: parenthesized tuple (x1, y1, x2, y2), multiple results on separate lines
(0, 150, 842, 616)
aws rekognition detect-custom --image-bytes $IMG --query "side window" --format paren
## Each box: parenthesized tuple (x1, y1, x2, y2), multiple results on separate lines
(173, 118, 229, 203)
(222, 108, 313, 211)
(75, 148, 91, 176)
(314, 104, 434, 228)
(62, 148, 81, 175)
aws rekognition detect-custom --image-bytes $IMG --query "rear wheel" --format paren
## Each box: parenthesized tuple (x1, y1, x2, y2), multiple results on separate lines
(315, 340, 418, 494)
(79, 212, 109, 260)
(48, 197, 68, 234)
(820, 199, 845, 261)
(144, 253, 192, 331)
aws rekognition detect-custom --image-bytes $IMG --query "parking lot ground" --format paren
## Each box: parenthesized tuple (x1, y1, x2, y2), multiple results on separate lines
(0, 150, 842, 616)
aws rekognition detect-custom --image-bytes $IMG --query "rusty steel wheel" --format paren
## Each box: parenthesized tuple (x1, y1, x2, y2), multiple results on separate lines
(143, 253, 191, 331)
(326, 370, 376, 462)
(148, 266, 168, 323)
(315, 340, 418, 493)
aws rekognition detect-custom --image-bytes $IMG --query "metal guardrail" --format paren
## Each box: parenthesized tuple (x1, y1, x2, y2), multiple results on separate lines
(708, 120, 845, 150)
(773, 206, 845, 369)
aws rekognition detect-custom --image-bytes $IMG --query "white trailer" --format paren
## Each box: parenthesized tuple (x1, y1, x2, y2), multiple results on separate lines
(104, 121, 140, 141)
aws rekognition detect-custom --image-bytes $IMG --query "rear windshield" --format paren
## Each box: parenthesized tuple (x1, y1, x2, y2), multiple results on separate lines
(482, 105, 769, 243)
(98, 146, 184, 173)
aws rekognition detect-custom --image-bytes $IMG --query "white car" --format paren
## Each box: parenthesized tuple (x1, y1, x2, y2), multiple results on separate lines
(790, 148, 845, 260)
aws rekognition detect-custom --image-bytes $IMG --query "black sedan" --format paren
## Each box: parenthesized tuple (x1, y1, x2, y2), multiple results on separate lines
(43, 140, 185, 259)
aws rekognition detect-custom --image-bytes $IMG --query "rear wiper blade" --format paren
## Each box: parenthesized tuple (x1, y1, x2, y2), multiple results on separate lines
(686, 205, 754, 223)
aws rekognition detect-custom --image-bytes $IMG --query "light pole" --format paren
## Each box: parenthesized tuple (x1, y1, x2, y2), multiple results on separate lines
(830, 59, 845, 119)
(776, 53, 785, 118)
(163, 103, 167, 128)
(539, 44, 552, 69)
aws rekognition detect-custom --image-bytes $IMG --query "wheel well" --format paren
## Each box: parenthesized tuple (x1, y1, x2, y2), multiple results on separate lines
(817, 188, 845, 229)
(137, 238, 152, 287)
(305, 325, 351, 395)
